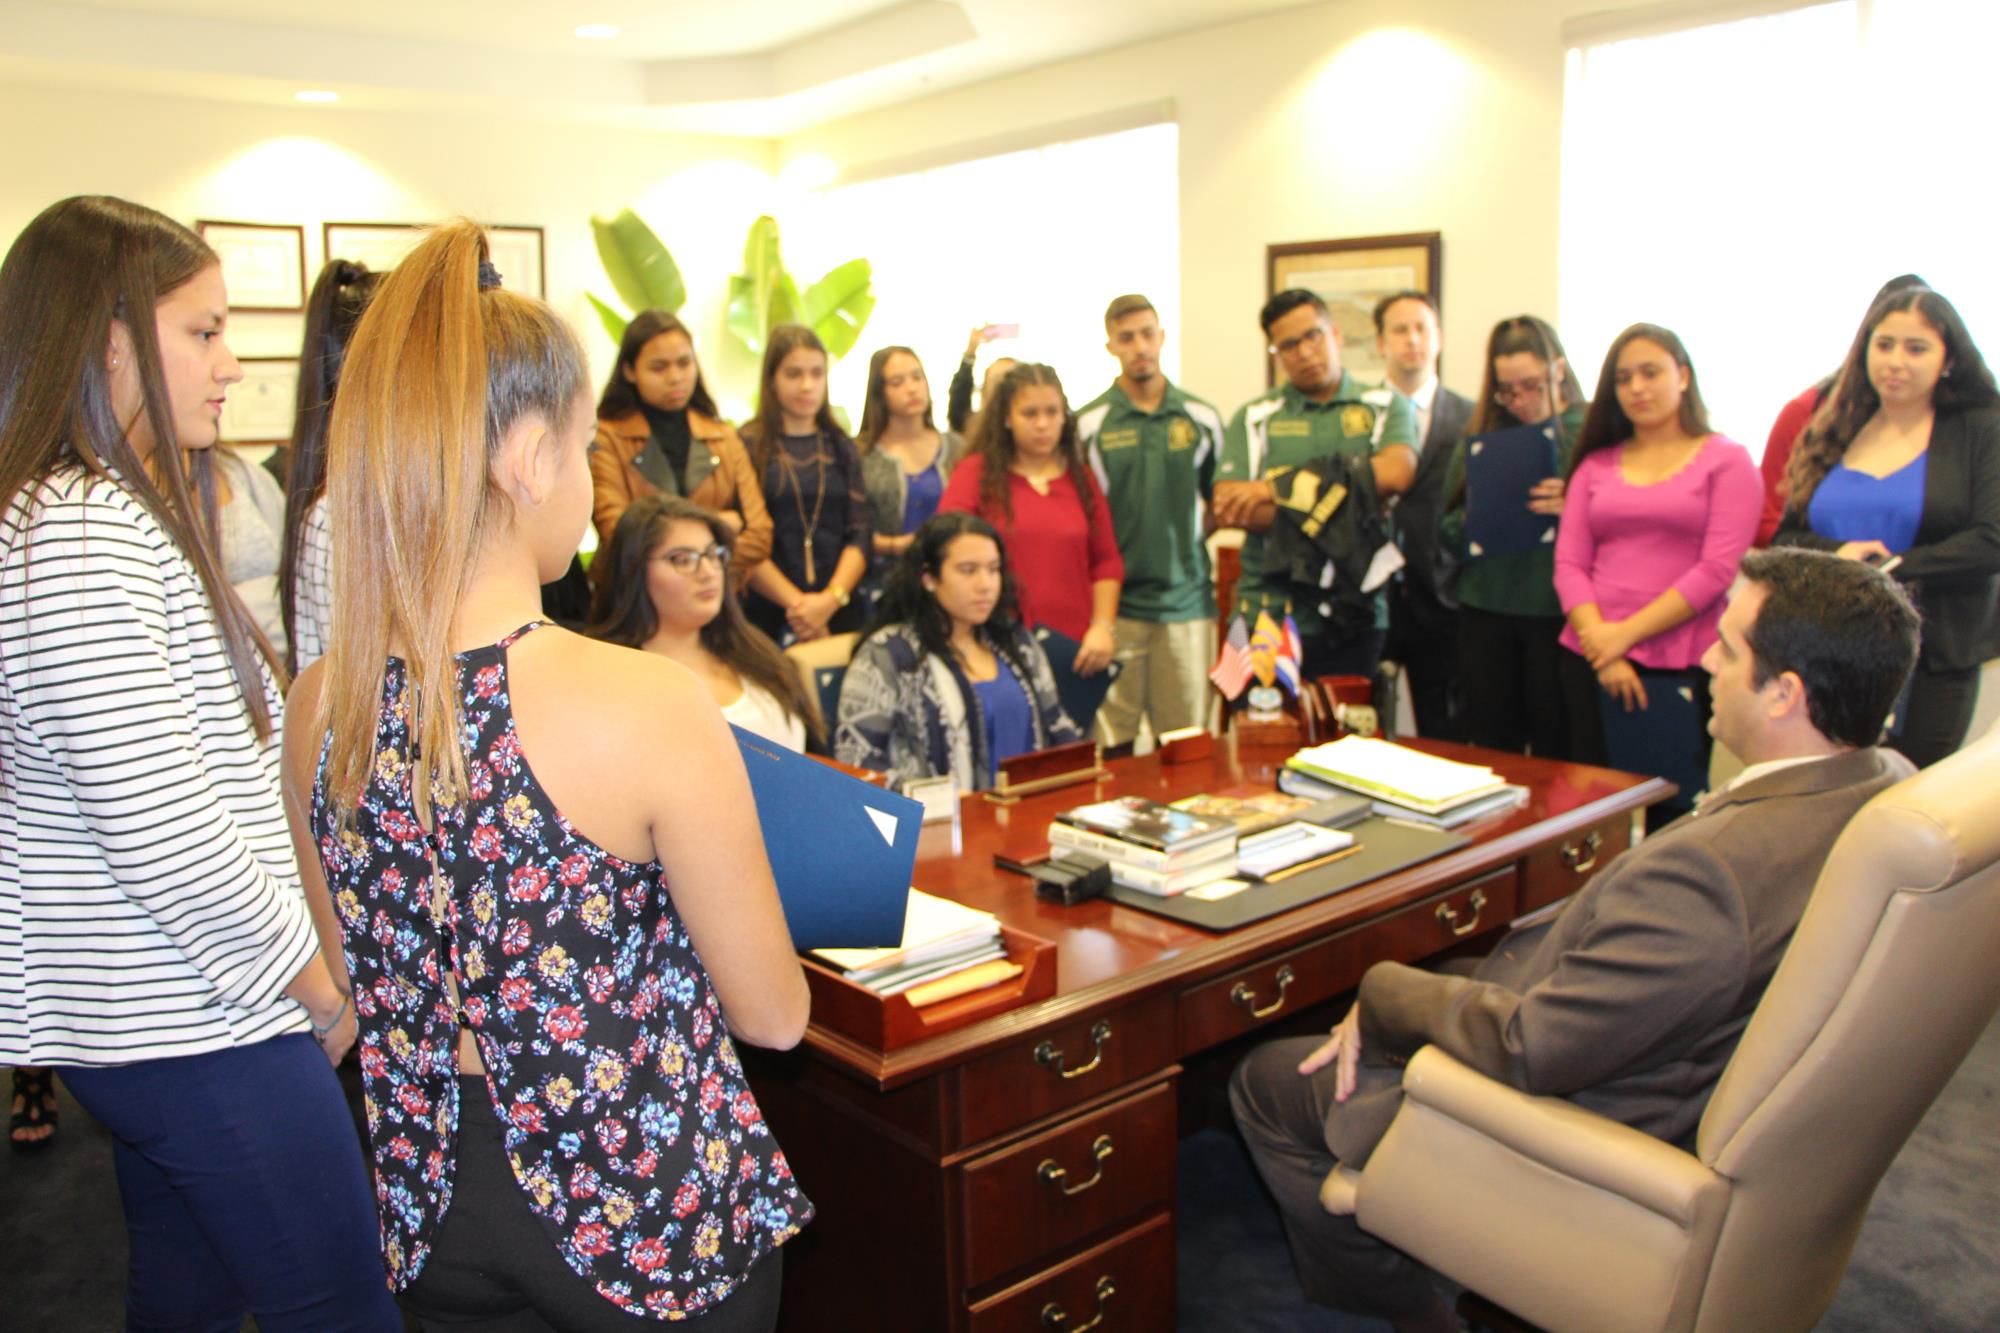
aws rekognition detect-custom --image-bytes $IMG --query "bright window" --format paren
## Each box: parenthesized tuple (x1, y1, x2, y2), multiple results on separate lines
(1558, 0, 1999, 456)
(784, 122, 1181, 432)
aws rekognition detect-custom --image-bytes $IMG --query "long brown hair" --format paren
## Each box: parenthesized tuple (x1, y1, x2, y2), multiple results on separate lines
(280, 257, 380, 671)
(740, 324, 848, 474)
(595, 308, 719, 421)
(855, 345, 935, 451)
(585, 495, 823, 745)
(0, 195, 280, 739)
(318, 220, 587, 826)
(1569, 323, 1711, 478)
(967, 362, 1094, 523)
(1469, 315, 1586, 436)
(1785, 286, 1999, 511)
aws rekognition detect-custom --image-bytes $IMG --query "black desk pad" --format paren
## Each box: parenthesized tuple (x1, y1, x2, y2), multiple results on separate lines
(1102, 816, 1469, 931)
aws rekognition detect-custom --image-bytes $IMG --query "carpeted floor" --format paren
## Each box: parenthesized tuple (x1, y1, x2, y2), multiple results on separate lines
(6, 1015, 1998, 1330)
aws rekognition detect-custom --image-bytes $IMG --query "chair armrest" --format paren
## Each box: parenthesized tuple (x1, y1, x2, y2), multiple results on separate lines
(1394, 1046, 1718, 1226)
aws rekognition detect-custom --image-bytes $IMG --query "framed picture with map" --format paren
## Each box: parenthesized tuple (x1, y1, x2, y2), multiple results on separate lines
(1265, 232, 1441, 386)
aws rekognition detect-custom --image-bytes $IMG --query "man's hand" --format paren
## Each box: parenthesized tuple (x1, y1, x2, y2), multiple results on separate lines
(1298, 1002, 1365, 1102)
(1213, 479, 1276, 531)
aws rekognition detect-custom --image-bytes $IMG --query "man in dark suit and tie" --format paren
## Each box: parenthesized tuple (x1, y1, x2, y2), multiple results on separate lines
(1376, 291, 1475, 741)
(1231, 548, 1921, 1332)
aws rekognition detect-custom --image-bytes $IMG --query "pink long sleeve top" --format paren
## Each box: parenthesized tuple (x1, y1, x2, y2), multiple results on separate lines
(1554, 436, 1761, 670)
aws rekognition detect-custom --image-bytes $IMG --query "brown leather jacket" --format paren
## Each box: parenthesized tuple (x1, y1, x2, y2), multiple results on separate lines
(589, 407, 772, 581)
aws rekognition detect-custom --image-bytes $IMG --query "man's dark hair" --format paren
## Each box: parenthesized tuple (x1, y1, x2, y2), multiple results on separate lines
(1737, 549, 1920, 748)
(1260, 288, 1328, 336)
(1104, 294, 1156, 331)
(1371, 289, 1436, 334)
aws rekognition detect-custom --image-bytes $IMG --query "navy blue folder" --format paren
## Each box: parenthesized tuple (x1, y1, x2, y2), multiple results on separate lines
(1464, 419, 1562, 558)
(730, 725, 918, 950)
(1032, 626, 1124, 734)
(1597, 678, 1705, 811)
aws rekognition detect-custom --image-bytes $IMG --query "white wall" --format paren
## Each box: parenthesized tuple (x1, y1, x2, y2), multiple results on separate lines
(781, 0, 1604, 415)
(0, 84, 777, 393)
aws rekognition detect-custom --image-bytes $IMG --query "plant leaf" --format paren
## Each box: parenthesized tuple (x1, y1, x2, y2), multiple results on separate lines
(727, 217, 787, 359)
(725, 273, 764, 357)
(591, 208, 684, 314)
(802, 259, 875, 359)
(586, 293, 630, 346)
(769, 272, 804, 331)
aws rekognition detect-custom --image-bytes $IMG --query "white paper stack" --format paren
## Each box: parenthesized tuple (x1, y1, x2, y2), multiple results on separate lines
(812, 889, 1005, 996)
(1286, 736, 1512, 818)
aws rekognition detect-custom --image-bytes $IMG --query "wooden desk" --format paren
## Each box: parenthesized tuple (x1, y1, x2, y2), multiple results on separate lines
(749, 737, 1670, 1332)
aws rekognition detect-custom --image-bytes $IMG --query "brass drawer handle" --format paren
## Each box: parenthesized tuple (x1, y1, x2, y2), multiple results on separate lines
(1037, 1134, 1114, 1197)
(1230, 963, 1296, 1019)
(1035, 1019, 1113, 1080)
(1041, 1275, 1117, 1329)
(1435, 888, 1488, 939)
(1561, 830, 1602, 875)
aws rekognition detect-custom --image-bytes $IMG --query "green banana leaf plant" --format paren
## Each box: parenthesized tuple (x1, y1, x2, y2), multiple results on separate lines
(725, 215, 875, 361)
(586, 207, 686, 344)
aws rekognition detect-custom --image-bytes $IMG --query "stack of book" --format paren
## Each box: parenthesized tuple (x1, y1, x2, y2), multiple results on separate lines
(812, 890, 1009, 997)
(1050, 796, 1238, 896)
(1282, 735, 1530, 828)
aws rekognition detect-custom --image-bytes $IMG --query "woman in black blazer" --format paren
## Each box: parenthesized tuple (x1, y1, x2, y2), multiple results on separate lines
(1776, 285, 1999, 766)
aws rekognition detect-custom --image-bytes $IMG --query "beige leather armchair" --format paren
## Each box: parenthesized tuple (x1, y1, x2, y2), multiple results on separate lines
(1348, 724, 2000, 1333)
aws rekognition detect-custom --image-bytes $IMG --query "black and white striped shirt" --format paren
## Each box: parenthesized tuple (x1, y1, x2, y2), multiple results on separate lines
(0, 467, 316, 1065)
(291, 494, 334, 671)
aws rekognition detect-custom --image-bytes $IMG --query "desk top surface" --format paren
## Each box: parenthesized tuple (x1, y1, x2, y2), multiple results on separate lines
(808, 735, 1669, 1080)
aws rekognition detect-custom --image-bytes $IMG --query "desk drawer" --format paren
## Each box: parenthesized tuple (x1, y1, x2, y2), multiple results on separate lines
(967, 1210, 1173, 1332)
(959, 1079, 1174, 1286)
(1522, 815, 1629, 912)
(953, 996, 1176, 1147)
(1178, 931, 1362, 1052)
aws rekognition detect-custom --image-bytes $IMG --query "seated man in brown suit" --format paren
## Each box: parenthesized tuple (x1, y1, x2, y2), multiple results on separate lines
(1230, 548, 1922, 1333)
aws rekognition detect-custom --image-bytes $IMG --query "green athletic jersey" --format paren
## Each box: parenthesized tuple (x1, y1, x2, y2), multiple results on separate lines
(1078, 381, 1225, 623)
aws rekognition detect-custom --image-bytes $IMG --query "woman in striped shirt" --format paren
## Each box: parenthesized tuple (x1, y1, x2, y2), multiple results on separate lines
(0, 196, 397, 1328)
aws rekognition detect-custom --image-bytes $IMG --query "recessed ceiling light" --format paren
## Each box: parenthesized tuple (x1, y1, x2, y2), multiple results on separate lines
(574, 23, 619, 39)
(294, 89, 340, 104)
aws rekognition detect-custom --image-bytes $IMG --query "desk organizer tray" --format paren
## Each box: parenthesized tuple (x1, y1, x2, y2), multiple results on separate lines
(801, 923, 1057, 1051)
(1103, 816, 1469, 931)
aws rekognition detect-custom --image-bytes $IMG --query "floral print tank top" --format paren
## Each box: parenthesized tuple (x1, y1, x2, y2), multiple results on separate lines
(312, 622, 810, 1319)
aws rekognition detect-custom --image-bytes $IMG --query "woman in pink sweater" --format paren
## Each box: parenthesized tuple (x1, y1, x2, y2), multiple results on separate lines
(1555, 324, 1760, 821)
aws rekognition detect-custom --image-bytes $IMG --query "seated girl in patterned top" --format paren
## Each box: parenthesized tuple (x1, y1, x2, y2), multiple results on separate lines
(835, 511, 1080, 791)
(285, 220, 810, 1331)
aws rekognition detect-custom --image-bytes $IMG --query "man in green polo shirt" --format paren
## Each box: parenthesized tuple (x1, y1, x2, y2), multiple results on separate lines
(1214, 289, 1418, 679)
(1079, 294, 1226, 746)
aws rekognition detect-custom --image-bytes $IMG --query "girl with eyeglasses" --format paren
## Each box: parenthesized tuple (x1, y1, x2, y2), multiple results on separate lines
(589, 494, 823, 753)
(1774, 285, 2000, 767)
(1439, 315, 1590, 759)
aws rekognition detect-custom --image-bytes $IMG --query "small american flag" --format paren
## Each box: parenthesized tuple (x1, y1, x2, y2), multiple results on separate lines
(1209, 614, 1253, 700)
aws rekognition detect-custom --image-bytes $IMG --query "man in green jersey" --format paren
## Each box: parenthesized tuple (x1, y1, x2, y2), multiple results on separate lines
(1214, 289, 1418, 679)
(1078, 294, 1226, 745)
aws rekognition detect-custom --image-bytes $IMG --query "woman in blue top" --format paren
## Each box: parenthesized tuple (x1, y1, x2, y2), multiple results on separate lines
(835, 512, 1079, 790)
(290, 220, 810, 1329)
(1776, 285, 2000, 768)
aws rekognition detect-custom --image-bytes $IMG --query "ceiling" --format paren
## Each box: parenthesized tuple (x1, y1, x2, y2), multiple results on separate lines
(0, 0, 1321, 136)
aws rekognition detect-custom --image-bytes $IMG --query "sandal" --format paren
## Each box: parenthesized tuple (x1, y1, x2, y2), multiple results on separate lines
(10, 1066, 58, 1152)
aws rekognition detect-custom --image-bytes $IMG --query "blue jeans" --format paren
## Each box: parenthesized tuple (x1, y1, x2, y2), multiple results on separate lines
(61, 1032, 400, 1333)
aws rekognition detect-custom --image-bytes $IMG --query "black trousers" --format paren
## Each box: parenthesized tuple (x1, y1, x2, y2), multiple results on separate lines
(1895, 661, 1983, 770)
(1388, 583, 1465, 742)
(1457, 607, 1586, 761)
(1227, 1038, 1447, 1322)
(1300, 627, 1388, 683)
(400, 1078, 784, 1333)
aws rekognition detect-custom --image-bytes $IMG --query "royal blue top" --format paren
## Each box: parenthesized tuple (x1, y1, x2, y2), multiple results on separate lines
(972, 667, 1036, 782)
(901, 466, 945, 535)
(1807, 454, 1928, 554)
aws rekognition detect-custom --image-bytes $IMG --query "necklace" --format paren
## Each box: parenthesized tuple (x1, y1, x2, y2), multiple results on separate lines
(778, 432, 830, 586)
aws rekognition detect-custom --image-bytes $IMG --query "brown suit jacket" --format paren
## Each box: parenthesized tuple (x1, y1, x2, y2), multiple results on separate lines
(1330, 746, 1912, 1163)
(589, 408, 772, 581)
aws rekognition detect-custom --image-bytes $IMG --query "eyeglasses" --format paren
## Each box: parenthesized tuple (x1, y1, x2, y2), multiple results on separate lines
(1268, 325, 1330, 359)
(653, 543, 732, 575)
(1493, 377, 1550, 406)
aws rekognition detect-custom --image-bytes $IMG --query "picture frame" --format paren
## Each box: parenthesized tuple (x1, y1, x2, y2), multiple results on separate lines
(197, 221, 306, 312)
(1265, 232, 1442, 386)
(220, 357, 300, 446)
(323, 222, 546, 298)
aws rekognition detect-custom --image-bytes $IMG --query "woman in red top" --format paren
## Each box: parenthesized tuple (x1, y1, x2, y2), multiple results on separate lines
(939, 363, 1122, 674)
